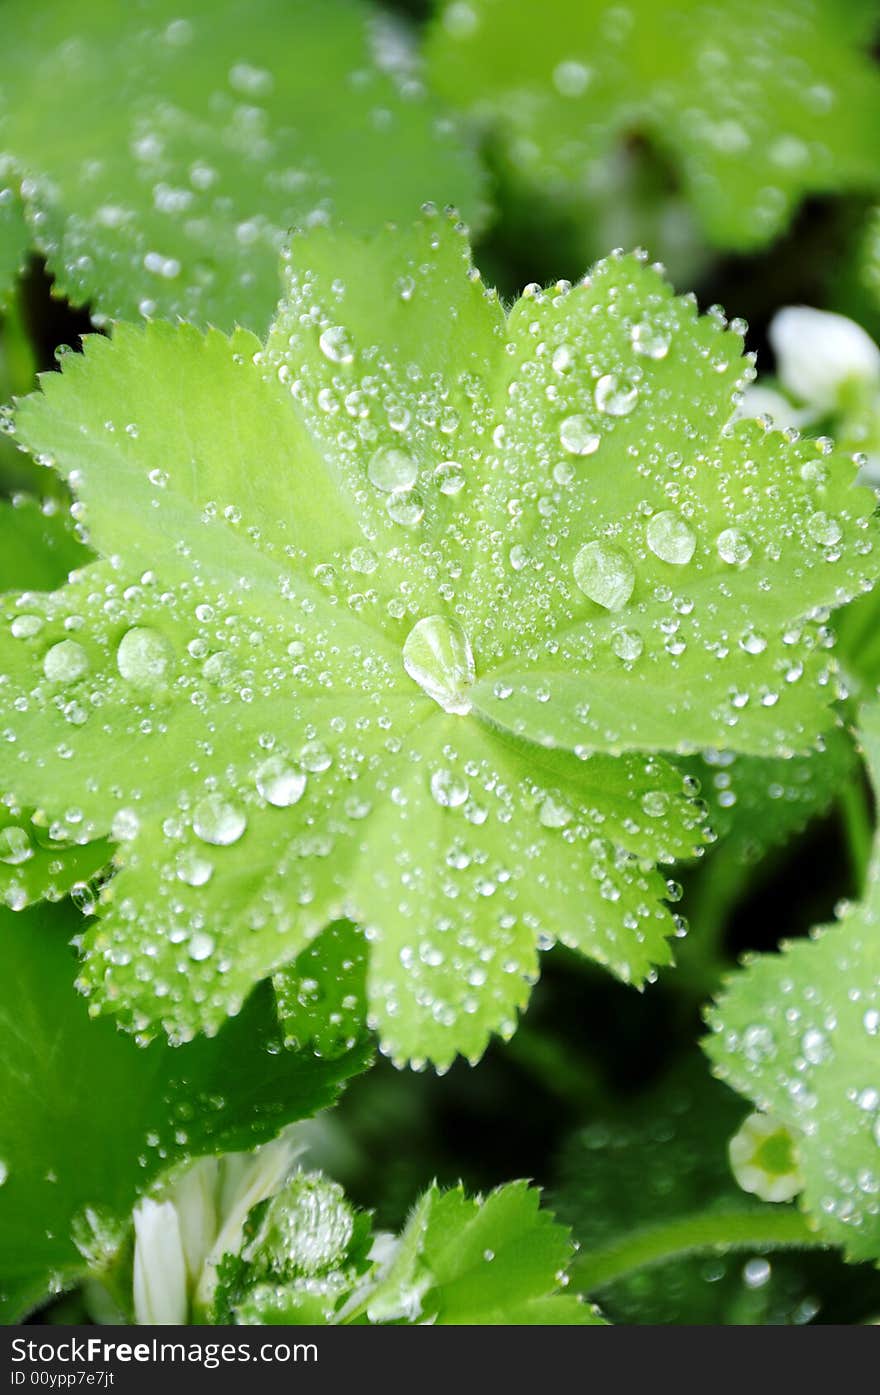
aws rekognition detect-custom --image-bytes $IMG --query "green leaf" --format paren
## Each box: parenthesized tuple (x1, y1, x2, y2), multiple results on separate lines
(0, 0, 483, 332)
(705, 701, 880, 1264)
(220, 1175, 599, 1325)
(0, 496, 91, 593)
(274, 921, 368, 1061)
(0, 900, 371, 1322)
(0, 499, 104, 910)
(3, 218, 876, 1068)
(554, 1059, 840, 1324)
(427, 0, 880, 251)
(362, 1180, 600, 1324)
(685, 727, 855, 871)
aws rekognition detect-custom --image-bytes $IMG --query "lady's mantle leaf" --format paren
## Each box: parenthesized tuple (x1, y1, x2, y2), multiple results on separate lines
(0, 0, 483, 330)
(427, 0, 880, 251)
(2, 216, 877, 1068)
(705, 702, 880, 1264)
(0, 902, 370, 1322)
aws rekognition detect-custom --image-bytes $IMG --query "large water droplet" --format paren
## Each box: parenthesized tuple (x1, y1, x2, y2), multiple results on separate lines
(0, 826, 32, 865)
(573, 541, 635, 610)
(807, 511, 842, 546)
(611, 628, 644, 661)
(193, 795, 246, 846)
(256, 756, 307, 807)
(368, 447, 418, 493)
(176, 850, 214, 886)
(430, 768, 469, 807)
(188, 931, 216, 962)
(403, 615, 475, 715)
(434, 460, 465, 495)
(631, 322, 670, 360)
(716, 527, 752, 565)
(386, 490, 425, 526)
(43, 639, 89, 683)
(595, 373, 639, 416)
(116, 627, 173, 686)
(559, 415, 600, 456)
(318, 325, 354, 365)
(646, 511, 696, 565)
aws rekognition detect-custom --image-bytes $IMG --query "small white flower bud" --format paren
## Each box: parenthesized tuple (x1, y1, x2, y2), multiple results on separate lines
(770, 306, 880, 413)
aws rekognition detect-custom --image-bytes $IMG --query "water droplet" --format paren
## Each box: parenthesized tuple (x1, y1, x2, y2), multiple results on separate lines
(111, 808, 140, 842)
(0, 826, 32, 865)
(801, 1027, 830, 1065)
(646, 511, 696, 565)
(552, 60, 592, 97)
(403, 615, 475, 715)
(434, 460, 465, 495)
(631, 322, 670, 360)
(386, 490, 425, 526)
(0, 1159, 8, 1186)
(116, 627, 173, 686)
(256, 756, 307, 807)
(176, 851, 213, 886)
(193, 795, 246, 846)
(11, 614, 43, 639)
(188, 931, 216, 962)
(539, 795, 571, 828)
(430, 768, 469, 808)
(559, 414, 600, 456)
(595, 373, 639, 416)
(573, 541, 635, 610)
(807, 511, 842, 547)
(368, 447, 418, 493)
(43, 640, 89, 683)
(611, 628, 644, 661)
(300, 740, 332, 773)
(318, 325, 354, 365)
(716, 528, 752, 565)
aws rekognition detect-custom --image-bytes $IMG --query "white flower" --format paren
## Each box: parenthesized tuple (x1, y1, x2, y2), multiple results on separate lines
(131, 1127, 305, 1323)
(731, 384, 810, 431)
(132, 1199, 188, 1325)
(728, 1112, 804, 1203)
(769, 306, 880, 414)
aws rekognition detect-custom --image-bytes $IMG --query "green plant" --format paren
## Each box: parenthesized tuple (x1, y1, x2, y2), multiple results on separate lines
(3, 0, 880, 1331)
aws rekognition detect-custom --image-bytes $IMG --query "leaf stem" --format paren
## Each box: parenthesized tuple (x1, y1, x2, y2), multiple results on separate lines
(570, 1208, 827, 1294)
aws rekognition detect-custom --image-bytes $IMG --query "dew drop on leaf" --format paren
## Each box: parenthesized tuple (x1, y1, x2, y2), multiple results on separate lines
(559, 414, 601, 456)
(176, 851, 214, 887)
(807, 511, 842, 546)
(646, 511, 696, 564)
(430, 768, 469, 808)
(594, 373, 639, 416)
(402, 615, 475, 715)
(43, 639, 89, 683)
(188, 931, 216, 962)
(716, 527, 753, 565)
(255, 756, 307, 808)
(116, 627, 173, 686)
(434, 460, 466, 494)
(0, 826, 32, 865)
(368, 447, 418, 493)
(631, 322, 670, 359)
(573, 541, 635, 611)
(192, 794, 247, 846)
(318, 325, 354, 365)
(386, 490, 425, 526)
